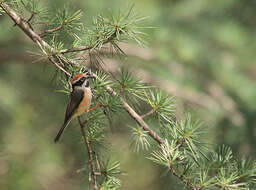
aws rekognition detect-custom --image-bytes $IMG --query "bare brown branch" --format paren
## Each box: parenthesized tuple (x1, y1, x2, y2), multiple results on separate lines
(102, 84, 165, 145)
(78, 117, 98, 190)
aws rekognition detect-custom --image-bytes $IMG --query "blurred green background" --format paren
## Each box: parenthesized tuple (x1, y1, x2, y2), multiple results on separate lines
(1, 0, 256, 189)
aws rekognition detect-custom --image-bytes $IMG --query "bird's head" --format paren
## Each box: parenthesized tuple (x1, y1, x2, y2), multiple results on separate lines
(71, 73, 94, 89)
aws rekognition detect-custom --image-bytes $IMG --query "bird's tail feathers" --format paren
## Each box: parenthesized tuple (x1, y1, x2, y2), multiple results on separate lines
(54, 118, 72, 143)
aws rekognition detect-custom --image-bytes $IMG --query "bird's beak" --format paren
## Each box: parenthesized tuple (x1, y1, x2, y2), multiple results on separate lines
(86, 76, 96, 80)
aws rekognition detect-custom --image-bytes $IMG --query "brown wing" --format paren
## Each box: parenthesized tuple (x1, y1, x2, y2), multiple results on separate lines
(54, 89, 84, 143)
(64, 89, 84, 123)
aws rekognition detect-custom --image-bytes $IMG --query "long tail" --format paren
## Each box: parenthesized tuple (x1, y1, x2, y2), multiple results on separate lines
(54, 118, 72, 143)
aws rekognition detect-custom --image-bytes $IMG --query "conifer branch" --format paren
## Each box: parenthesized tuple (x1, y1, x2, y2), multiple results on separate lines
(78, 117, 98, 190)
(0, 3, 205, 189)
(0, 2, 50, 49)
(61, 44, 95, 54)
(3, 3, 254, 189)
(60, 35, 115, 54)
(0, 1, 165, 146)
(0, 2, 190, 187)
(105, 85, 165, 144)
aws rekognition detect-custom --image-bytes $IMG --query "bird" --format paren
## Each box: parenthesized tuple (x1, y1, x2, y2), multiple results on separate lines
(54, 73, 93, 143)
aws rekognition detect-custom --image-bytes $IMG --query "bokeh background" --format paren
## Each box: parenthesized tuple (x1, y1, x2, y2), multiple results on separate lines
(1, 0, 256, 189)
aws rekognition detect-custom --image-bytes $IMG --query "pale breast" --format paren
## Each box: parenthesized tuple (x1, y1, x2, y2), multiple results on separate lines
(75, 88, 92, 116)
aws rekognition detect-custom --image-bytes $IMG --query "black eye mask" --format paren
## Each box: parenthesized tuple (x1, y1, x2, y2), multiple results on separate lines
(72, 77, 86, 88)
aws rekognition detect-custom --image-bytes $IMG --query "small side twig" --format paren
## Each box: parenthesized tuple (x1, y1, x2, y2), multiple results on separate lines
(40, 24, 63, 37)
(60, 37, 115, 54)
(25, 13, 35, 31)
(141, 109, 155, 119)
(27, 13, 34, 23)
(170, 166, 199, 190)
(78, 117, 98, 190)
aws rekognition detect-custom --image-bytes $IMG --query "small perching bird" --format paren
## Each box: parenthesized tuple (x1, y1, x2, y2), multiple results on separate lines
(54, 73, 93, 143)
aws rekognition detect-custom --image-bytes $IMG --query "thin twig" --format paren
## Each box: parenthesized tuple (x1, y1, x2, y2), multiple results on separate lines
(40, 25, 63, 37)
(26, 13, 34, 30)
(60, 36, 115, 54)
(78, 117, 98, 190)
(141, 109, 155, 119)
(48, 56, 71, 77)
(27, 13, 34, 23)
(62, 45, 95, 54)
(170, 166, 200, 190)
(35, 40, 71, 77)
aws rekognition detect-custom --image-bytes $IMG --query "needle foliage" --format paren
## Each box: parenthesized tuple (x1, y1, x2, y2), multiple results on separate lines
(1, 0, 256, 189)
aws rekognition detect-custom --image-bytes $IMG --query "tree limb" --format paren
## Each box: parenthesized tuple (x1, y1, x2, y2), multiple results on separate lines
(103, 85, 165, 144)
(78, 117, 98, 190)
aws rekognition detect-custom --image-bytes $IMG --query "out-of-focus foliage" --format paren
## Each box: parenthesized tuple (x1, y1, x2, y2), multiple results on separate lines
(1, 0, 256, 189)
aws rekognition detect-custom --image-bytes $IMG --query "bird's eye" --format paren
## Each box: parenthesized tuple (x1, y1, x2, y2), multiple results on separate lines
(80, 77, 86, 82)
(84, 80, 89, 87)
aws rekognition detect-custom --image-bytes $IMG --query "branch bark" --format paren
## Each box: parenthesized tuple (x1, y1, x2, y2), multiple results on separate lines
(0, 3, 52, 50)
(103, 85, 165, 144)
(78, 117, 98, 190)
